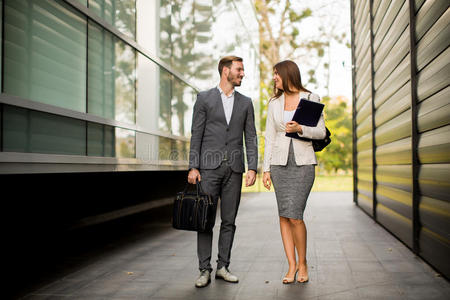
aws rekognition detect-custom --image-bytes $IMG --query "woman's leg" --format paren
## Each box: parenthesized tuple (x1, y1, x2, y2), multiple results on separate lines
(279, 216, 297, 278)
(288, 218, 309, 282)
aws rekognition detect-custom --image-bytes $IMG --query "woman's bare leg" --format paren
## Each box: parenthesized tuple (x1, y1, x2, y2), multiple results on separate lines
(279, 216, 297, 279)
(288, 218, 309, 282)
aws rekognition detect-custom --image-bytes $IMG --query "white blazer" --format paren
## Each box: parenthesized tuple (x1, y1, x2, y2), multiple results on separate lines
(263, 91, 326, 172)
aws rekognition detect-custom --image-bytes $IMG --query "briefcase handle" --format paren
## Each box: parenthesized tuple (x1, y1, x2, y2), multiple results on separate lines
(183, 180, 205, 198)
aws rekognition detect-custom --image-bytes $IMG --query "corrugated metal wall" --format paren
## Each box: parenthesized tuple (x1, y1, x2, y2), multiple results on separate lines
(353, 0, 374, 217)
(351, 0, 449, 278)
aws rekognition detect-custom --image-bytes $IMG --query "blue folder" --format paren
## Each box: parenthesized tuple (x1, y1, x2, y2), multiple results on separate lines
(285, 98, 324, 139)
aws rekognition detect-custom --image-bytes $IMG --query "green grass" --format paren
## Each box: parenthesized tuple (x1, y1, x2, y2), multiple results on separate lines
(242, 174, 353, 193)
(311, 175, 353, 191)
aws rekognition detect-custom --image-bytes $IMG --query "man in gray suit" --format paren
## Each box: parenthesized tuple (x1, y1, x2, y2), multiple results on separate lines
(188, 56, 258, 287)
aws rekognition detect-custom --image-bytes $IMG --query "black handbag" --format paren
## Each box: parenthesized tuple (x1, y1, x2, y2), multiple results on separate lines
(297, 124, 331, 152)
(310, 126, 331, 152)
(172, 181, 215, 232)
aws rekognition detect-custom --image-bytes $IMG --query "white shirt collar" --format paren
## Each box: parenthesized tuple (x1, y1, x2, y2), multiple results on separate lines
(217, 85, 235, 98)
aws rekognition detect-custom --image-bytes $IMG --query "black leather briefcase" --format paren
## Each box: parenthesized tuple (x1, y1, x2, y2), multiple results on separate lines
(172, 182, 215, 232)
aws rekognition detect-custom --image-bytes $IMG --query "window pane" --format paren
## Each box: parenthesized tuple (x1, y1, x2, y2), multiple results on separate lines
(114, 40, 136, 124)
(158, 137, 188, 161)
(158, 67, 172, 134)
(4, 0, 87, 112)
(171, 78, 195, 137)
(2, 105, 28, 152)
(88, 21, 115, 120)
(87, 122, 115, 157)
(89, 0, 136, 38)
(158, 67, 195, 136)
(159, 0, 215, 90)
(104, 125, 115, 157)
(115, 127, 135, 158)
(88, 21, 136, 124)
(159, 0, 171, 66)
(3, 105, 86, 155)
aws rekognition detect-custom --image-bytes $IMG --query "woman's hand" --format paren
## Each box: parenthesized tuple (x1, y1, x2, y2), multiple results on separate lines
(285, 121, 303, 134)
(262, 172, 272, 190)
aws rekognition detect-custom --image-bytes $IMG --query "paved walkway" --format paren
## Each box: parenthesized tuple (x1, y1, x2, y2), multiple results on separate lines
(23, 192, 449, 299)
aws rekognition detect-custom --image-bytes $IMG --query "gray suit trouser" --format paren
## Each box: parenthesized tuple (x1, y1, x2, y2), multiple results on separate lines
(198, 161, 243, 272)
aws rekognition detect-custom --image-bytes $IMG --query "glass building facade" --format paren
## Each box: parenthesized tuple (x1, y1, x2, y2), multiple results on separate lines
(0, 0, 259, 173)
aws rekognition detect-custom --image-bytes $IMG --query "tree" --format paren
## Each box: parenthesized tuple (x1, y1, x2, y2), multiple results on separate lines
(316, 96, 352, 174)
(253, 0, 351, 173)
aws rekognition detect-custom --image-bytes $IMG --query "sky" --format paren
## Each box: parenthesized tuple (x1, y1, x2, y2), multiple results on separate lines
(328, 38, 352, 102)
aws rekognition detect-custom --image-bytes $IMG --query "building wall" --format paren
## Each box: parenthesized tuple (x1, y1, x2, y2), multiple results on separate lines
(0, 0, 259, 174)
(0, 0, 259, 231)
(351, 0, 449, 278)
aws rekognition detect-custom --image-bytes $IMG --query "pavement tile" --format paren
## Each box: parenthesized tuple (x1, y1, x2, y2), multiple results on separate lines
(380, 259, 429, 273)
(348, 260, 385, 272)
(396, 283, 450, 300)
(317, 289, 360, 300)
(21, 192, 450, 300)
(355, 282, 407, 300)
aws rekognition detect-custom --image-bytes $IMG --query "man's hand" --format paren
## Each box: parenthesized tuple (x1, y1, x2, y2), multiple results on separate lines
(262, 172, 272, 190)
(188, 168, 201, 184)
(245, 170, 257, 187)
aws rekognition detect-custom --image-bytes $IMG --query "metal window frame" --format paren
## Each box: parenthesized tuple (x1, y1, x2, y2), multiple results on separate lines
(408, 0, 420, 255)
(0, 93, 189, 142)
(369, 0, 377, 219)
(0, 150, 189, 174)
(85, 0, 89, 156)
(351, 0, 358, 204)
(0, 0, 4, 152)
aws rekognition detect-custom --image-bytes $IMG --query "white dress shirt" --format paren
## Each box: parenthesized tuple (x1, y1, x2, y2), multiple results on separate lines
(283, 110, 296, 124)
(217, 85, 235, 125)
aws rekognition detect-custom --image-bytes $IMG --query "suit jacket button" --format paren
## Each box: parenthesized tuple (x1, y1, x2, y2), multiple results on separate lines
(225, 142, 228, 145)
(226, 128, 229, 131)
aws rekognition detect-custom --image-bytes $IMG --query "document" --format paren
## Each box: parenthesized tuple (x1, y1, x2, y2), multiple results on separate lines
(285, 98, 324, 139)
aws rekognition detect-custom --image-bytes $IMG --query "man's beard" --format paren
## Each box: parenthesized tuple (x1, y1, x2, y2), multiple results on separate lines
(227, 73, 242, 87)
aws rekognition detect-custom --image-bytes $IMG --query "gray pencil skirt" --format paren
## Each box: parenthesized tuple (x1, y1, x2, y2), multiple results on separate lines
(270, 140, 315, 220)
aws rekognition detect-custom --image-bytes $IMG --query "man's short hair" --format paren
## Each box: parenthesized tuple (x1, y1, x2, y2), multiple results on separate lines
(218, 56, 243, 76)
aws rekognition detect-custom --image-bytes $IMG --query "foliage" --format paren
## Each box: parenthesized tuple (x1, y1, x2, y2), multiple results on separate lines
(253, 0, 351, 173)
(254, 0, 316, 133)
(316, 96, 352, 174)
(242, 173, 352, 193)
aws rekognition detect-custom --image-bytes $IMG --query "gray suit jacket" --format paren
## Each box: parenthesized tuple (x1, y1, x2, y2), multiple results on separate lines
(189, 87, 258, 173)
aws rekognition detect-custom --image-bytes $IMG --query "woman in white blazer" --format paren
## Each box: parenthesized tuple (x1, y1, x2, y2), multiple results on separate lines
(262, 60, 326, 284)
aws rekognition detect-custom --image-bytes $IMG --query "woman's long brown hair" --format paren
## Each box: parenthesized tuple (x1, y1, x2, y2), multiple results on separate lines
(272, 60, 310, 100)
